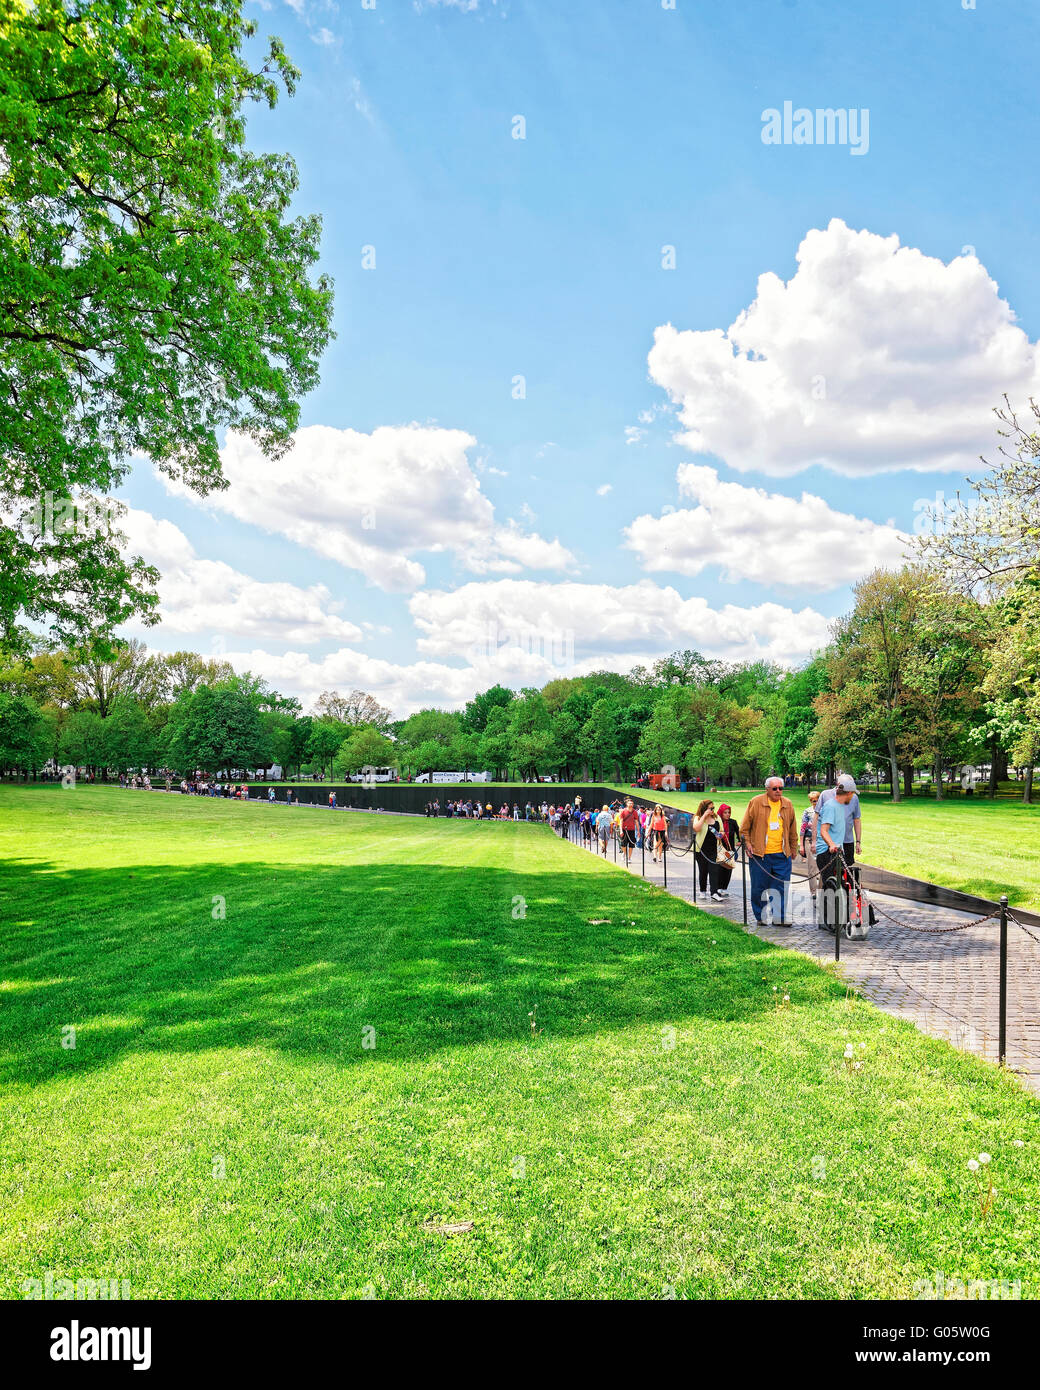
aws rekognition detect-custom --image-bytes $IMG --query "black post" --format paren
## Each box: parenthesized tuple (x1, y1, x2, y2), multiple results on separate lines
(741, 843, 747, 926)
(835, 871, 841, 962)
(663, 840, 667, 890)
(692, 839, 697, 903)
(999, 894, 1008, 1066)
(613, 826, 617, 862)
(641, 827, 645, 878)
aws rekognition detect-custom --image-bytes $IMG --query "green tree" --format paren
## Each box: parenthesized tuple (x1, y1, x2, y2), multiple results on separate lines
(478, 706, 512, 782)
(580, 698, 621, 780)
(59, 708, 108, 775)
(283, 714, 313, 779)
(339, 725, 397, 776)
(637, 692, 686, 775)
(102, 697, 156, 773)
(825, 568, 928, 801)
(508, 691, 552, 780)
(0, 0, 334, 653)
(165, 683, 270, 774)
(459, 684, 514, 733)
(0, 690, 47, 777)
(306, 719, 343, 780)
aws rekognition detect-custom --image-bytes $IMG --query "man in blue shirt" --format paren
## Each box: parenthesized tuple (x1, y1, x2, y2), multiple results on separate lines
(813, 774, 862, 863)
(815, 778, 857, 932)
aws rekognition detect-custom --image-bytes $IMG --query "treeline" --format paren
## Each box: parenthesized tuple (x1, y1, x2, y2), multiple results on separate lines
(0, 557, 1035, 800)
(0, 646, 394, 785)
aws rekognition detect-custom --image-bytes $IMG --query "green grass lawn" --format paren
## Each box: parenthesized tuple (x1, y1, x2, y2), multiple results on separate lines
(1, 785, 1038, 1300)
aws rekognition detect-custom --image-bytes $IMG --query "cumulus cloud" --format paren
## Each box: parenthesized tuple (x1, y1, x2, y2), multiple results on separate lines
(120, 508, 363, 646)
(647, 218, 1040, 476)
(409, 578, 831, 670)
(161, 425, 575, 593)
(132, 568, 831, 715)
(623, 465, 910, 591)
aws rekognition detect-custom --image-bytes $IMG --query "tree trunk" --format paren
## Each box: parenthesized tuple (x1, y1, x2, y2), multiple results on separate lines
(903, 762, 914, 800)
(888, 741, 901, 801)
(933, 758, 944, 799)
(1024, 766, 1034, 805)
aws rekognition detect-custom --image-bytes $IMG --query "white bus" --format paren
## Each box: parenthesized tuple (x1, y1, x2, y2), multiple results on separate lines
(415, 770, 491, 784)
(347, 767, 398, 783)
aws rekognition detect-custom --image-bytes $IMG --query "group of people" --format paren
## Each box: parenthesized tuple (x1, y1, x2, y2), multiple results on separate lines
(119, 773, 152, 790)
(423, 798, 580, 822)
(734, 774, 863, 927)
(562, 776, 865, 928)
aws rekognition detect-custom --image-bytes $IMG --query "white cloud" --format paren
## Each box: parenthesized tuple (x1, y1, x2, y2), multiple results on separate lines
(197, 573, 829, 717)
(162, 425, 575, 593)
(210, 645, 488, 718)
(623, 465, 910, 591)
(647, 218, 1040, 476)
(129, 561, 831, 715)
(624, 426, 644, 445)
(596, 484, 613, 496)
(120, 508, 363, 646)
(409, 578, 831, 670)
(312, 27, 335, 46)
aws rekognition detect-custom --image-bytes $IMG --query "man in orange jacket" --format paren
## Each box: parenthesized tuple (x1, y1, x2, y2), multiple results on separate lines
(740, 777, 798, 926)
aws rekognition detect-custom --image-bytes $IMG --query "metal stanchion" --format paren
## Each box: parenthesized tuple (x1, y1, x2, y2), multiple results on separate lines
(692, 837, 697, 903)
(641, 827, 645, 877)
(999, 894, 1008, 1066)
(663, 840, 667, 889)
(741, 844, 747, 925)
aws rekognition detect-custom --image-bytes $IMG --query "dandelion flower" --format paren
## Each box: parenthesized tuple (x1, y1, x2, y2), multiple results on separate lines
(1013, 1139, 1025, 1148)
(967, 1159, 980, 1172)
(978, 1153, 992, 1165)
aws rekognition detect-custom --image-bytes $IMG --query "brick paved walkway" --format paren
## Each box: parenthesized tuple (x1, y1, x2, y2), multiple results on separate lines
(567, 827, 1040, 1097)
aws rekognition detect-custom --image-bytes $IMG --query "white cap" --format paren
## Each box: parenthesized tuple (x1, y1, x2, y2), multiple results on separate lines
(836, 774, 857, 792)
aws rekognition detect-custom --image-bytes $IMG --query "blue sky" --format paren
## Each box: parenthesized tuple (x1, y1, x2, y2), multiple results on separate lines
(122, 0, 1040, 714)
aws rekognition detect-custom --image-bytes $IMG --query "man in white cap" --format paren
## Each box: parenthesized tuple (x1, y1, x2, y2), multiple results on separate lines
(813, 774, 862, 866)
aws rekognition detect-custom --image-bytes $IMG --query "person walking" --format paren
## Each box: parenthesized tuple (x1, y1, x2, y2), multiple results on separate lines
(739, 777, 798, 926)
(814, 780, 857, 933)
(618, 797, 638, 866)
(812, 775, 862, 866)
(595, 804, 613, 857)
(649, 804, 668, 863)
(800, 789, 821, 887)
(715, 802, 740, 896)
(692, 798, 725, 901)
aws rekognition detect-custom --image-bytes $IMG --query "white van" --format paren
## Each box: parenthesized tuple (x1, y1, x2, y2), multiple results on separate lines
(415, 771, 491, 784)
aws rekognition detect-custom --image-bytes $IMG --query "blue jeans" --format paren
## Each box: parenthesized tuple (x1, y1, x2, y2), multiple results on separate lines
(749, 853, 792, 923)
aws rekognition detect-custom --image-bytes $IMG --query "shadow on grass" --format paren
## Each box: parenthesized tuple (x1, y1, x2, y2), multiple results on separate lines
(0, 855, 845, 1087)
